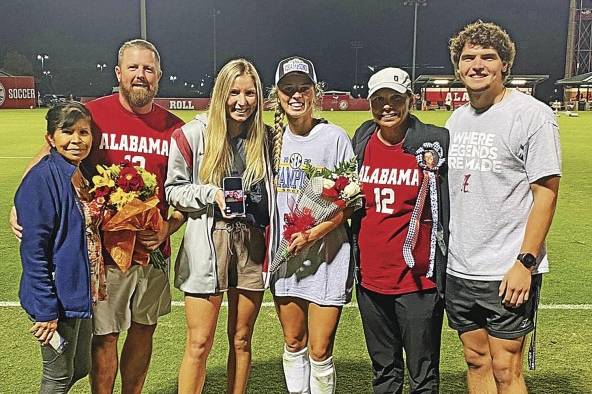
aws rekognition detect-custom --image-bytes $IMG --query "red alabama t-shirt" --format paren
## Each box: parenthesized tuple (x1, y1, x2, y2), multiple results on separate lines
(84, 94, 185, 259)
(358, 130, 436, 295)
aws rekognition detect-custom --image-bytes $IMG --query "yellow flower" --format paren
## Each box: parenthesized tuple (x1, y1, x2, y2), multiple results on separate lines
(90, 164, 117, 193)
(109, 188, 137, 210)
(90, 175, 115, 192)
(140, 169, 157, 192)
(107, 164, 121, 176)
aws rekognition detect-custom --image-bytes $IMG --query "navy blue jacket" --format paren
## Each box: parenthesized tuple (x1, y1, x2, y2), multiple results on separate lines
(15, 149, 92, 322)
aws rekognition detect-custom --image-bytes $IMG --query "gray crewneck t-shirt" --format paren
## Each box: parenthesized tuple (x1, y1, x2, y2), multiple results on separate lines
(445, 90, 561, 280)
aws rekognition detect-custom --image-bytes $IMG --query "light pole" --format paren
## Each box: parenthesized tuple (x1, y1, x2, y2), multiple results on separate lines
(96, 63, 107, 72)
(37, 54, 49, 71)
(213, 9, 221, 75)
(169, 75, 177, 85)
(42, 70, 53, 92)
(350, 40, 363, 87)
(140, 0, 147, 39)
(403, 0, 427, 92)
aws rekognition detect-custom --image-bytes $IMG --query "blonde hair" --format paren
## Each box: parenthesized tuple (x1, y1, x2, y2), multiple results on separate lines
(199, 59, 266, 189)
(267, 81, 324, 172)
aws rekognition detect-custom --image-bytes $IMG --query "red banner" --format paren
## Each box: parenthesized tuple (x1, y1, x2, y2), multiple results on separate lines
(0, 76, 37, 109)
(154, 98, 210, 111)
(321, 94, 369, 111)
(423, 88, 470, 109)
(82, 95, 371, 112)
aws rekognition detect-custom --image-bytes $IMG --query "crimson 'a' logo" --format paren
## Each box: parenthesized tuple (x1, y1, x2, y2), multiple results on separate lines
(462, 174, 471, 193)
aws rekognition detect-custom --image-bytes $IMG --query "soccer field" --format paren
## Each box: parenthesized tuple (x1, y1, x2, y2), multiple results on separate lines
(0, 109, 590, 393)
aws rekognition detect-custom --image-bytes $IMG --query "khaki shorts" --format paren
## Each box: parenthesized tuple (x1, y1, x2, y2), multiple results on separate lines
(213, 219, 266, 292)
(92, 262, 171, 335)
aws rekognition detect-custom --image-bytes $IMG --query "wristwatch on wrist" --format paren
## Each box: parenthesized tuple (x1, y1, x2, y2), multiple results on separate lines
(517, 252, 537, 269)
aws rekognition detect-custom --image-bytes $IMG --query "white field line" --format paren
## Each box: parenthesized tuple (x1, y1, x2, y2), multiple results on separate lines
(0, 301, 591, 310)
(0, 156, 31, 159)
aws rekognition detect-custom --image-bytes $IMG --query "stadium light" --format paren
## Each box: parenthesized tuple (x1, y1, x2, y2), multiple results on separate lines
(434, 79, 449, 85)
(351, 40, 364, 87)
(511, 79, 527, 86)
(169, 75, 177, 84)
(96, 63, 107, 72)
(36, 54, 49, 71)
(403, 0, 428, 92)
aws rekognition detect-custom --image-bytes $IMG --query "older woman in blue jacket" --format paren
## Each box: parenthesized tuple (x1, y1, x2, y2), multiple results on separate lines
(15, 102, 104, 393)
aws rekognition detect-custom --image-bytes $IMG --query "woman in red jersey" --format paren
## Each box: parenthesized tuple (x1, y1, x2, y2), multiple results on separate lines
(350, 67, 450, 394)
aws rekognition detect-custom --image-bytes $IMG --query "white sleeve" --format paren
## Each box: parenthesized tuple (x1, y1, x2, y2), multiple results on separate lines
(165, 127, 220, 212)
(524, 120, 562, 183)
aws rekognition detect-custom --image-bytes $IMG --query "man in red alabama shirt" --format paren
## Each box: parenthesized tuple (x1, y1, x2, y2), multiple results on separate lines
(85, 39, 185, 394)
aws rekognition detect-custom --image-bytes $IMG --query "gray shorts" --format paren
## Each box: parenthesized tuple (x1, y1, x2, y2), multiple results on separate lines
(212, 219, 266, 292)
(445, 273, 542, 340)
(92, 263, 171, 335)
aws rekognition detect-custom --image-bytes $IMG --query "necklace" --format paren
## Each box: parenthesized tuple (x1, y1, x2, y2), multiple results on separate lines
(474, 87, 507, 114)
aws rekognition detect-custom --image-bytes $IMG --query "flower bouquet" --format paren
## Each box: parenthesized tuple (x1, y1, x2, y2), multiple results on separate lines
(90, 160, 166, 272)
(269, 157, 362, 273)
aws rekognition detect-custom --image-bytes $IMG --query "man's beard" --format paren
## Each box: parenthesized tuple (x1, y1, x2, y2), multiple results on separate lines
(120, 83, 158, 109)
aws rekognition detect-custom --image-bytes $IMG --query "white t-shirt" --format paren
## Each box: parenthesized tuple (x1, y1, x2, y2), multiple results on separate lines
(271, 122, 355, 305)
(445, 90, 562, 280)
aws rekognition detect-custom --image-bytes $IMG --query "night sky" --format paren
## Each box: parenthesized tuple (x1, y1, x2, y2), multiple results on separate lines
(0, 0, 575, 100)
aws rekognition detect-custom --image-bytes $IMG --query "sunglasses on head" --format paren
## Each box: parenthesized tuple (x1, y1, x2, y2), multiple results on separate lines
(278, 84, 314, 97)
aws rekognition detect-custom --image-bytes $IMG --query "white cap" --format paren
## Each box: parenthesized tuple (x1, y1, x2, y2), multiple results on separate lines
(367, 67, 412, 98)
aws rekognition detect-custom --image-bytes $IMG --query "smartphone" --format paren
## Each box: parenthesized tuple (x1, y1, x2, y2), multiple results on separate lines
(48, 330, 68, 355)
(222, 176, 246, 217)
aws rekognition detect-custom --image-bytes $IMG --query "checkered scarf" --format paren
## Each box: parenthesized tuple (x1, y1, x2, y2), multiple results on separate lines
(402, 142, 445, 277)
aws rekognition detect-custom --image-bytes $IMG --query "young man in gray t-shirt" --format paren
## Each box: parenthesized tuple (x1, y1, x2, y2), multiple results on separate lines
(445, 21, 561, 394)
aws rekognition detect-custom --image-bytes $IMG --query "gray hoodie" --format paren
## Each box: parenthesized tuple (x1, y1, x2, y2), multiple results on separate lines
(165, 114, 278, 293)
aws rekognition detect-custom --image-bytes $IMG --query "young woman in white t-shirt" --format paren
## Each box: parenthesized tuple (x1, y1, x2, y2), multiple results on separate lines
(268, 56, 356, 394)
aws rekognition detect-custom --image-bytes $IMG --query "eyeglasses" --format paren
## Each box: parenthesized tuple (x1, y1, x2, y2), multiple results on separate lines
(370, 94, 408, 109)
(278, 84, 314, 97)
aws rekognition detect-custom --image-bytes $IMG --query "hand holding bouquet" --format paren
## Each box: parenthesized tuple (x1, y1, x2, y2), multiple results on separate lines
(270, 157, 362, 273)
(90, 160, 166, 272)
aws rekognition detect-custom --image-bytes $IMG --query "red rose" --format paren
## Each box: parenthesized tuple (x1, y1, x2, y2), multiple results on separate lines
(117, 166, 145, 192)
(334, 176, 349, 192)
(334, 199, 346, 209)
(94, 186, 111, 198)
(322, 186, 340, 200)
(282, 209, 315, 241)
(121, 159, 134, 168)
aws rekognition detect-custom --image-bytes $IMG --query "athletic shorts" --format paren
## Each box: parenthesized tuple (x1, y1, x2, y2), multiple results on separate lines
(445, 273, 542, 340)
(211, 219, 266, 292)
(92, 262, 171, 335)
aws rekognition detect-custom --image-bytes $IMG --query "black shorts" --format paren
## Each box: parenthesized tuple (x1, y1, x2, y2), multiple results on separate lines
(445, 273, 542, 340)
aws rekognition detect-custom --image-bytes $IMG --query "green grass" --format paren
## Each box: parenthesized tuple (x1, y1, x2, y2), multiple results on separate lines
(0, 109, 590, 393)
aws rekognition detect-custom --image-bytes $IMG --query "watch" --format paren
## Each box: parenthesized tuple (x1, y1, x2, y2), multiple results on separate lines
(517, 253, 537, 269)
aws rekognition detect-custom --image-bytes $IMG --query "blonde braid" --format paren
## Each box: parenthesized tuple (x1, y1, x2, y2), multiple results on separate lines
(272, 105, 285, 172)
(268, 86, 286, 172)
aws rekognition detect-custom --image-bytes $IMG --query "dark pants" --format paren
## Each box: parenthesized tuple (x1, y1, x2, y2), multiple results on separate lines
(357, 285, 444, 394)
(40, 318, 92, 393)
